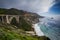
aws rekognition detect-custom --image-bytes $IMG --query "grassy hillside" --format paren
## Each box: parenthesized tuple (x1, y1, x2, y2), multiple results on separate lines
(0, 8, 24, 15)
(0, 23, 50, 40)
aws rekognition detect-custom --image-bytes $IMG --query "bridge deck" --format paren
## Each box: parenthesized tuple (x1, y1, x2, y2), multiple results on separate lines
(0, 15, 24, 16)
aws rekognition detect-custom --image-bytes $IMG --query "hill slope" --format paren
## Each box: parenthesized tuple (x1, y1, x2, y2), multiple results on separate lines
(0, 23, 50, 40)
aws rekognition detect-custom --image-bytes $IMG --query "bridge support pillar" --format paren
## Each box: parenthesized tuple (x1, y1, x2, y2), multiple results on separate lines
(15, 16, 20, 23)
(2, 16, 4, 23)
(6, 15, 10, 24)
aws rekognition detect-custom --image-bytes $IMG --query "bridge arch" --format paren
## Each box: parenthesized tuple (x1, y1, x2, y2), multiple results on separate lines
(6, 15, 20, 24)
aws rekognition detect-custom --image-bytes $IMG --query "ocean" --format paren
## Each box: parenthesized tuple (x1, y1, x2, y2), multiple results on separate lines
(38, 17, 60, 40)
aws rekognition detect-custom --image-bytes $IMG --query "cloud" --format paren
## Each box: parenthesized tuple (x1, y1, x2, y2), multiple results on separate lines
(0, 0, 60, 17)
(0, 0, 54, 13)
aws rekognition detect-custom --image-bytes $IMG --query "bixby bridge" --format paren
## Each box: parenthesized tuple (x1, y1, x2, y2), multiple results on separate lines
(0, 15, 24, 24)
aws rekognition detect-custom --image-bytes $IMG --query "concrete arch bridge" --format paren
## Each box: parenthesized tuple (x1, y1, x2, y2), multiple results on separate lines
(0, 15, 23, 24)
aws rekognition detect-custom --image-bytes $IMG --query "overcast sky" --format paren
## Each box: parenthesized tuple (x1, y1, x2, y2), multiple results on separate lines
(0, 0, 60, 17)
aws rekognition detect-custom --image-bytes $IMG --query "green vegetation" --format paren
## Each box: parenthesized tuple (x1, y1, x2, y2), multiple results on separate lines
(0, 8, 7, 14)
(10, 17, 32, 31)
(0, 8, 24, 15)
(0, 8, 50, 40)
(19, 17, 32, 31)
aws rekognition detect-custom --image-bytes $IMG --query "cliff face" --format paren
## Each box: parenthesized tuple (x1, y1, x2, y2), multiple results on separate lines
(24, 13, 43, 24)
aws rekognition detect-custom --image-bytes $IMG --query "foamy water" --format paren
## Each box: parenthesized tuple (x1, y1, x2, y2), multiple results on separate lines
(33, 23, 44, 36)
